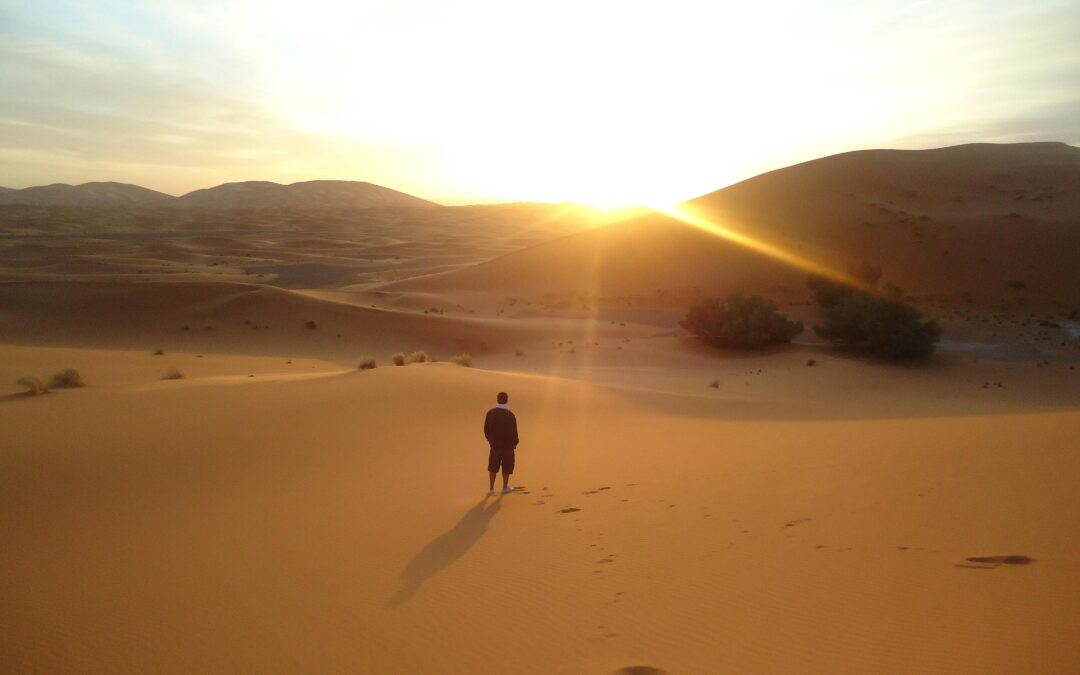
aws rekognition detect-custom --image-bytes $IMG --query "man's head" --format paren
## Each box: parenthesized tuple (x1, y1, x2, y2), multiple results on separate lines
(497, 391, 508, 405)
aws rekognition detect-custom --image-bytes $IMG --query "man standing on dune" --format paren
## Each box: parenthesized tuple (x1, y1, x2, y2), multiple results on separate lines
(485, 391, 519, 497)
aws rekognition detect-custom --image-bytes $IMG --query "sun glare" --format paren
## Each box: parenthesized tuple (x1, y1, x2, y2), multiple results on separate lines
(654, 203, 868, 289)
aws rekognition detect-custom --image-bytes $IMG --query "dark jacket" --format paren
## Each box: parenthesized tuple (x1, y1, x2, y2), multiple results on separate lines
(484, 407, 519, 449)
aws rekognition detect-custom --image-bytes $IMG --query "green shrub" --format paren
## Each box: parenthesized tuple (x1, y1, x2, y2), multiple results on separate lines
(807, 267, 941, 360)
(358, 356, 377, 370)
(408, 350, 428, 363)
(682, 293, 803, 349)
(450, 353, 472, 367)
(392, 352, 406, 366)
(17, 376, 45, 395)
(49, 368, 85, 388)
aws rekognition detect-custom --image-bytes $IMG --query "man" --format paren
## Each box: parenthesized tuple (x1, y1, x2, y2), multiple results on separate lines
(484, 391, 519, 496)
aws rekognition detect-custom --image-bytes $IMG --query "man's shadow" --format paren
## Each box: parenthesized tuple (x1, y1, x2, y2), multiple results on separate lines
(386, 498, 502, 608)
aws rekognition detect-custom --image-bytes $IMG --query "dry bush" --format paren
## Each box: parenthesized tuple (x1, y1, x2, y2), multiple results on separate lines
(392, 352, 406, 366)
(153, 348, 165, 356)
(450, 353, 472, 367)
(358, 356, 377, 370)
(162, 366, 185, 380)
(17, 376, 45, 395)
(408, 350, 428, 363)
(49, 368, 85, 388)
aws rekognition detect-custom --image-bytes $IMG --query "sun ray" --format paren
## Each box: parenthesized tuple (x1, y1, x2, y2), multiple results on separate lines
(650, 203, 875, 292)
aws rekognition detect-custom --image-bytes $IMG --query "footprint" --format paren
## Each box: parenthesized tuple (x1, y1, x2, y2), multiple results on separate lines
(957, 554, 1035, 568)
(559, 507, 582, 514)
(612, 668, 666, 675)
(784, 517, 812, 528)
(598, 486, 612, 491)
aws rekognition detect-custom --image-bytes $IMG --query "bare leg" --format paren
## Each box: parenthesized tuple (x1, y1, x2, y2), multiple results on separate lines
(502, 469, 510, 489)
(489, 471, 497, 491)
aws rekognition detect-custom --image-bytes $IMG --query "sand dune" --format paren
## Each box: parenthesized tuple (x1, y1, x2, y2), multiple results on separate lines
(2, 142, 1079, 673)
(0, 281, 552, 359)
(382, 143, 1080, 309)
(0, 181, 174, 206)
(175, 180, 440, 209)
(2, 355, 1078, 673)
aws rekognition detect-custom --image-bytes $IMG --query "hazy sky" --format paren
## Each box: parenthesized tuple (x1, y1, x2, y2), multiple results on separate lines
(1, 1, 1078, 205)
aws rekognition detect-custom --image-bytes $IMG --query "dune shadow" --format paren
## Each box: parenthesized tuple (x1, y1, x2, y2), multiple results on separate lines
(386, 497, 502, 608)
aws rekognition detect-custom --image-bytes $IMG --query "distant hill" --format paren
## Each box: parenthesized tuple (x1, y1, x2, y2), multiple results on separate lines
(176, 180, 439, 209)
(0, 179, 438, 209)
(381, 142, 1080, 308)
(0, 181, 175, 206)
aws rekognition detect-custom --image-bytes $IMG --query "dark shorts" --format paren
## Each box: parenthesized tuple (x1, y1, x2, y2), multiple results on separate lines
(487, 446, 515, 474)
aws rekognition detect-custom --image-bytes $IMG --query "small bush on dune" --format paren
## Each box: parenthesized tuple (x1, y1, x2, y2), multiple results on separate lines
(807, 265, 941, 360)
(682, 293, 803, 349)
(392, 352, 406, 366)
(408, 350, 428, 363)
(358, 356, 377, 370)
(49, 368, 85, 389)
(17, 376, 45, 396)
(163, 366, 185, 380)
(153, 348, 165, 356)
(450, 353, 473, 367)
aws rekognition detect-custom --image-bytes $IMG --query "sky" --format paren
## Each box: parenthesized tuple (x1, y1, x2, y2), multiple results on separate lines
(1, 0, 1078, 206)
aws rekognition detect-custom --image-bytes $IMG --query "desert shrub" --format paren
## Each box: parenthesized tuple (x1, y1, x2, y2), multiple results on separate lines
(708, 380, 719, 388)
(49, 368, 85, 388)
(17, 376, 45, 395)
(304, 320, 317, 330)
(153, 348, 165, 356)
(392, 352, 406, 366)
(807, 270, 941, 360)
(515, 349, 525, 356)
(806, 358, 817, 367)
(358, 356, 377, 370)
(162, 366, 185, 380)
(450, 353, 473, 367)
(408, 350, 428, 363)
(682, 293, 803, 349)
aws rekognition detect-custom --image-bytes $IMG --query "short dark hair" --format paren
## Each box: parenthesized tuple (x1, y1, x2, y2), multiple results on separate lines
(497, 391, 508, 404)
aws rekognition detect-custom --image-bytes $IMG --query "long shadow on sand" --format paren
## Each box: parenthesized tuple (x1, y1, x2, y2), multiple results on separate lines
(386, 498, 502, 608)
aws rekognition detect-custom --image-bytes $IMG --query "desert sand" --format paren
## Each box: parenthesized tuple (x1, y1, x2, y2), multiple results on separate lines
(2, 144, 1079, 674)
